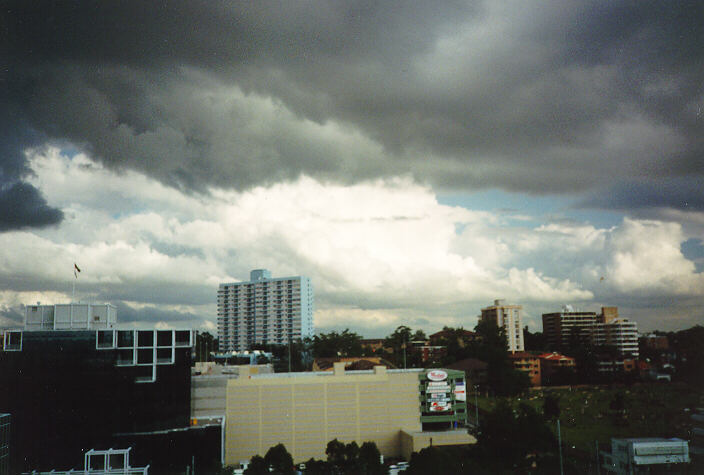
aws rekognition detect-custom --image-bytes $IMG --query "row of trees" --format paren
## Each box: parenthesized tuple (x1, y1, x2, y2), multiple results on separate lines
(196, 321, 532, 396)
(309, 321, 530, 396)
(241, 439, 385, 475)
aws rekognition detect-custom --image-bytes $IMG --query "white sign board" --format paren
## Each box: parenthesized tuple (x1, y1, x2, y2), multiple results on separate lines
(426, 370, 448, 381)
(454, 382, 466, 402)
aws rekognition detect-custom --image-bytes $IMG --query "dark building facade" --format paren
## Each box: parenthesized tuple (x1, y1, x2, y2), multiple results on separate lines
(0, 413, 9, 475)
(0, 329, 192, 473)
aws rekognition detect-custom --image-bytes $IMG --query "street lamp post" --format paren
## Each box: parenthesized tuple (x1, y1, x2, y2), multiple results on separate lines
(474, 385, 479, 428)
(557, 419, 564, 475)
(403, 337, 407, 369)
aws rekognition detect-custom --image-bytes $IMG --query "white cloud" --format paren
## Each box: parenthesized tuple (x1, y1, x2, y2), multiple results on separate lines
(530, 219, 704, 297)
(1, 148, 700, 334)
(605, 218, 704, 294)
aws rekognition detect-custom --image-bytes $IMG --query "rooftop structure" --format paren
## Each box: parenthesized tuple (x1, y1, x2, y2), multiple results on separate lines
(217, 269, 314, 352)
(24, 448, 149, 474)
(24, 302, 117, 331)
(312, 356, 392, 371)
(601, 438, 690, 474)
(480, 299, 523, 352)
(428, 329, 476, 344)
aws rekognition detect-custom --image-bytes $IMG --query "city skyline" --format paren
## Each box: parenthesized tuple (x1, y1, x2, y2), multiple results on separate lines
(1, 3, 703, 336)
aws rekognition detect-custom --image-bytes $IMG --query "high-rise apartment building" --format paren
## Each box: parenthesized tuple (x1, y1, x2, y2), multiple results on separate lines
(480, 299, 524, 352)
(585, 308, 639, 358)
(217, 269, 314, 352)
(542, 306, 638, 357)
(542, 306, 599, 350)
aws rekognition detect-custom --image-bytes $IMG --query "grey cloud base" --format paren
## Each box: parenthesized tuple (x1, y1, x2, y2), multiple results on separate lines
(0, 1, 702, 213)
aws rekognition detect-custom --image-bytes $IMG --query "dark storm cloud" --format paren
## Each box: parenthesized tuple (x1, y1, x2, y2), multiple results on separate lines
(0, 83, 64, 230)
(0, 181, 64, 231)
(2, 1, 703, 201)
(580, 177, 704, 211)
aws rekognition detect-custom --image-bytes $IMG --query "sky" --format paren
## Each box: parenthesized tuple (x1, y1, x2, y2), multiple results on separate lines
(1, 1, 703, 336)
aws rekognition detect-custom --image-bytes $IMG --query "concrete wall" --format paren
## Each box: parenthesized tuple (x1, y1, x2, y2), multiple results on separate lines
(191, 365, 274, 419)
(400, 429, 476, 461)
(224, 365, 422, 464)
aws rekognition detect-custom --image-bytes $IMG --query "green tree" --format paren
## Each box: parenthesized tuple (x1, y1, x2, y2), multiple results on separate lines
(523, 326, 547, 351)
(304, 458, 334, 475)
(326, 438, 346, 468)
(359, 442, 386, 475)
(474, 318, 507, 350)
(543, 395, 560, 420)
(668, 325, 704, 387)
(384, 326, 414, 367)
(411, 329, 427, 341)
(408, 446, 463, 474)
(264, 443, 294, 474)
(384, 326, 413, 353)
(573, 343, 600, 383)
(488, 362, 530, 397)
(342, 441, 361, 473)
(324, 439, 384, 474)
(311, 330, 363, 358)
(471, 319, 529, 396)
(434, 326, 470, 364)
(251, 341, 308, 372)
(194, 331, 216, 363)
(478, 401, 556, 471)
(244, 455, 268, 475)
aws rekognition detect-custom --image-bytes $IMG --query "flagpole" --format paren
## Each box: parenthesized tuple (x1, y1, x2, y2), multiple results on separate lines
(72, 263, 81, 303)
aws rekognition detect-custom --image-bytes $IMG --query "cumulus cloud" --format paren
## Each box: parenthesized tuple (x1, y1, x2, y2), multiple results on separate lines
(1, 149, 591, 332)
(0, 148, 699, 334)
(529, 219, 704, 297)
(605, 219, 704, 294)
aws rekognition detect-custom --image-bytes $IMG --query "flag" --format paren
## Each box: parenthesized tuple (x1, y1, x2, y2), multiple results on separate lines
(74, 263, 81, 279)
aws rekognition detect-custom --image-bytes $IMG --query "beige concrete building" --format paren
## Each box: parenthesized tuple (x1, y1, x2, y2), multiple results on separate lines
(480, 299, 524, 352)
(224, 364, 474, 464)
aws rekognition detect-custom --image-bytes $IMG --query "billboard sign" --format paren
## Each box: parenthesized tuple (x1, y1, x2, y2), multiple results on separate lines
(454, 382, 466, 401)
(426, 384, 450, 393)
(426, 370, 447, 381)
(429, 401, 452, 412)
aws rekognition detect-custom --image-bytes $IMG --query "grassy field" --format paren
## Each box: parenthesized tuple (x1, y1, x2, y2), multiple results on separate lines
(473, 382, 702, 461)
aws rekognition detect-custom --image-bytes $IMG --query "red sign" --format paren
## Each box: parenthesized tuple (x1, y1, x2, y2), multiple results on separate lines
(429, 401, 452, 412)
